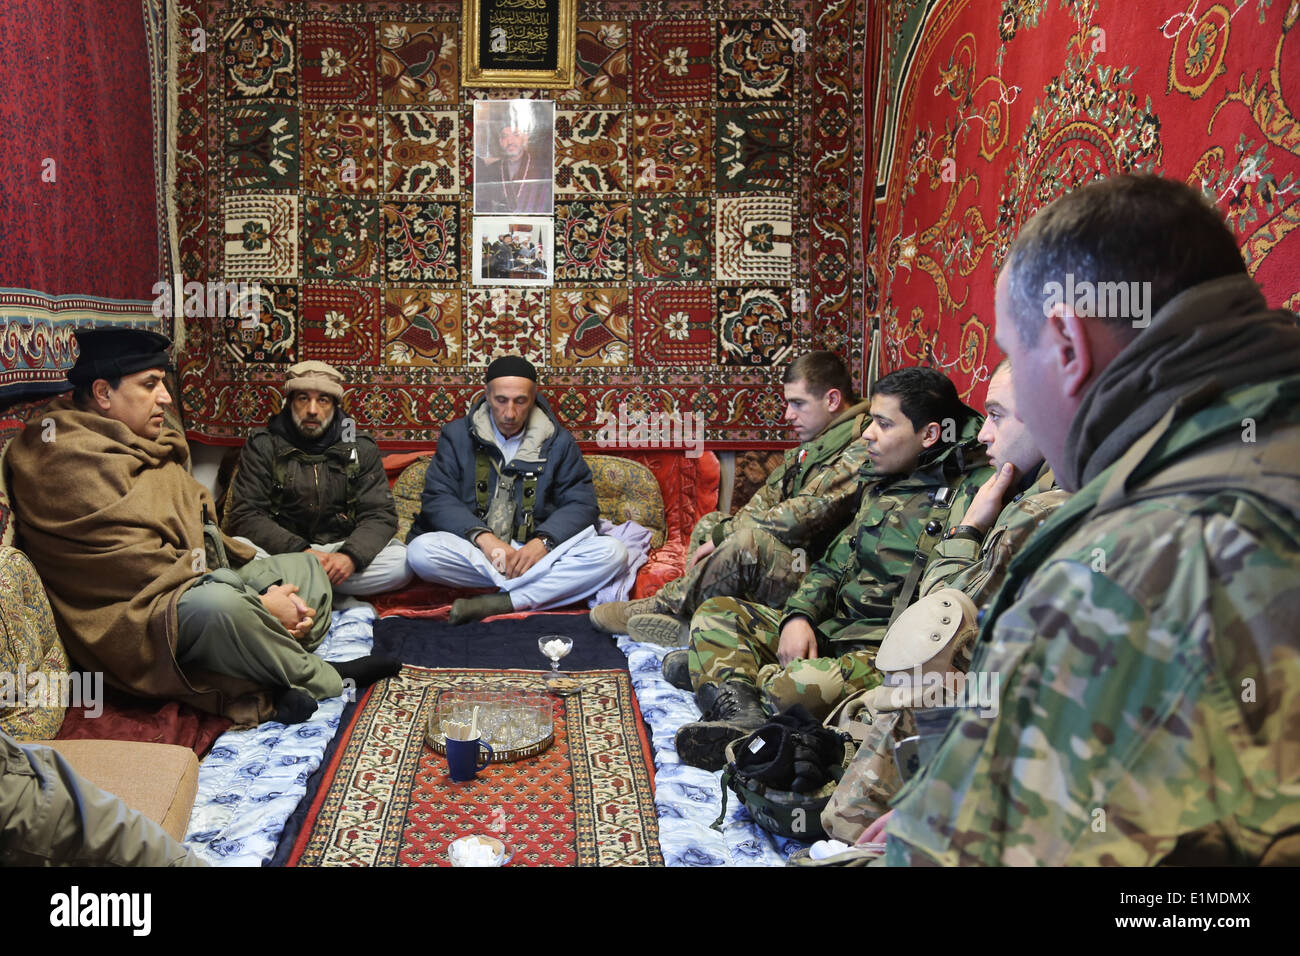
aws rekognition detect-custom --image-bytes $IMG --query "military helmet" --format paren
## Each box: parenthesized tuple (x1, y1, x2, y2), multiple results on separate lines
(712, 729, 855, 841)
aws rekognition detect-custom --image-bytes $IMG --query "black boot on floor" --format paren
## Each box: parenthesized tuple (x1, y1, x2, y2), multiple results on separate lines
(272, 688, 318, 724)
(661, 649, 693, 691)
(331, 655, 403, 689)
(674, 681, 769, 772)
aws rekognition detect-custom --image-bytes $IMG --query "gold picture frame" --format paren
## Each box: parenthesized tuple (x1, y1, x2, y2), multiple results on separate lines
(462, 0, 577, 89)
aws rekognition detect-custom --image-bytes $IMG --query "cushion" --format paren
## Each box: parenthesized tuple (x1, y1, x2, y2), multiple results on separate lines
(0, 546, 69, 741)
(731, 450, 787, 514)
(0, 394, 58, 547)
(391, 453, 668, 549)
(616, 450, 720, 598)
(391, 454, 434, 544)
(38, 739, 200, 842)
(585, 454, 666, 549)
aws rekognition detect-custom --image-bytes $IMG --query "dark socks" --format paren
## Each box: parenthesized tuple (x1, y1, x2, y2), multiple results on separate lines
(331, 655, 403, 688)
(272, 687, 318, 724)
(449, 592, 514, 626)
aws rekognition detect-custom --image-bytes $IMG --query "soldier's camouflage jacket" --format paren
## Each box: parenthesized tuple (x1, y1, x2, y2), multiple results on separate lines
(781, 409, 991, 650)
(710, 399, 873, 561)
(887, 372, 1300, 865)
(919, 462, 1070, 610)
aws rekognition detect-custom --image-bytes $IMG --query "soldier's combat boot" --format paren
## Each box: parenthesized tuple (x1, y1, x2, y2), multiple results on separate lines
(661, 649, 692, 691)
(589, 592, 673, 634)
(674, 681, 769, 772)
(627, 613, 690, 647)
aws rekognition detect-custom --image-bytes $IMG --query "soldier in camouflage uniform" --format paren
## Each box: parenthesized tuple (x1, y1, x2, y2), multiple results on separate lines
(886, 175, 1300, 865)
(675, 367, 992, 770)
(819, 359, 1070, 845)
(591, 352, 871, 646)
(919, 359, 1070, 609)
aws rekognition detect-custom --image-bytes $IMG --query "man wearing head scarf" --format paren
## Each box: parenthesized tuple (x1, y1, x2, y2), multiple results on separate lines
(225, 360, 412, 596)
(406, 356, 628, 624)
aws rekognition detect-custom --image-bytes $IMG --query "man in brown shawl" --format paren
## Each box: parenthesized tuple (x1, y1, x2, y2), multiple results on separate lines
(5, 329, 399, 727)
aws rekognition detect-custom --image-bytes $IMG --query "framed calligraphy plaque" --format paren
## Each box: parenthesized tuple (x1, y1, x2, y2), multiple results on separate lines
(462, 0, 577, 89)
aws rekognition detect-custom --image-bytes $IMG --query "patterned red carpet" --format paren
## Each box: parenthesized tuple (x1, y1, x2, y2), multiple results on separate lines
(288, 666, 661, 867)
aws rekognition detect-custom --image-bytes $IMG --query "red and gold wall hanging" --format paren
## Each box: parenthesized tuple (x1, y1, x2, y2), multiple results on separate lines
(156, 0, 869, 447)
(864, 0, 1298, 405)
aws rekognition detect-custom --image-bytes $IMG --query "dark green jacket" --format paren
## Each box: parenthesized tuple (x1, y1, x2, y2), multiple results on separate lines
(781, 409, 991, 648)
(225, 428, 398, 571)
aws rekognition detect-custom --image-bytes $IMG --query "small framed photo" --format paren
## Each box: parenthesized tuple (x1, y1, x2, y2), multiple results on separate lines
(473, 99, 555, 216)
(471, 216, 554, 287)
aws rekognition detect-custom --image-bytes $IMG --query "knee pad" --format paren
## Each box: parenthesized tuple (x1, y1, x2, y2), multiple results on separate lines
(875, 588, 978, 675)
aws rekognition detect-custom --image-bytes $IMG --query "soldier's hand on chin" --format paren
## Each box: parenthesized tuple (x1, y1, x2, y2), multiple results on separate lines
(777, 618, 819, 666)
(504, 538, 547, 577)
(962, 462, 1017, 532)
(688, 540, 716, 568)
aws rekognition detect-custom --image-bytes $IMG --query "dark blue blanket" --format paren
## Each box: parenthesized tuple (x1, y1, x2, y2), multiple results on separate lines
(371, 612, 629, 671)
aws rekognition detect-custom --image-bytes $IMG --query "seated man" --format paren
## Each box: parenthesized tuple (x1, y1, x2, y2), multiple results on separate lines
(673, 367, 991, 769)
(590, 351, 871, 645)
(885, 174, 1300, 865)
(225, 360, 412, 597)
(5, 329, 399, 726)
(918, 357, 1070, 607)
(406, 356, 628, 624)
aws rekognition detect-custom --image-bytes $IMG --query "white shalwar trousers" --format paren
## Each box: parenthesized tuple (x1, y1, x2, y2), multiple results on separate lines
(406, 525, 628, 611)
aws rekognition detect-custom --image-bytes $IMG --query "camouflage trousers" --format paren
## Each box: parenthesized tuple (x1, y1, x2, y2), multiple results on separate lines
(687, 511, 727, 551)
(651, 517, 809, 620)
(689, 596, 881, 722)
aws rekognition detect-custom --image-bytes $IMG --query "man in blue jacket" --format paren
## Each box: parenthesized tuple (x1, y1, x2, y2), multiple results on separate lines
(406, 356, 628, 624)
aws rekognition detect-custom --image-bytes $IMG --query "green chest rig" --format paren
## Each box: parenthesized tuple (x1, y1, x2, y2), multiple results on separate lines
(268, 440, 363, 533)
(473, 446, 541, 543)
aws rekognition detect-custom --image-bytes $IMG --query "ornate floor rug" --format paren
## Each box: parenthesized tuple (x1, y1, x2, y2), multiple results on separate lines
(287, 666, 661, 867)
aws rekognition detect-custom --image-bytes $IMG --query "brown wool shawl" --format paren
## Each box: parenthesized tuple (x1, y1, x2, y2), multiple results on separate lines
(5, 399, 270, 724)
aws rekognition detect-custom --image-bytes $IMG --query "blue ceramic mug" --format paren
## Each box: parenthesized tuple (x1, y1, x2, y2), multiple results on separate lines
(446, 735, 494, 782)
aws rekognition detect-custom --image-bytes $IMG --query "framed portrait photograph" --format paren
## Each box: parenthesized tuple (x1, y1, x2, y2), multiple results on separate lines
(461, 0, 577, 89)
(473, 99, 555, 216)
(471, 216, 554, 287)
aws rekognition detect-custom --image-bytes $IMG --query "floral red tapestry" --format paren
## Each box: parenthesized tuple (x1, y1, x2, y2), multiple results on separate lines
(0, 0, 167, 404)
(864, 0, 1299, 404)
(158, 0, 869, 446)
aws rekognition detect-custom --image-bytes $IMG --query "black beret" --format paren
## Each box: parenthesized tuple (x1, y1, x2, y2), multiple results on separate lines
(67, 328, 173, 385)
(484, 355, 538, 383)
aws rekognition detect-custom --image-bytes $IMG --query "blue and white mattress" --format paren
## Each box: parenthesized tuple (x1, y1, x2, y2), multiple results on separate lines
(185, 604, 375, 866)
(618, 637, 807, 866)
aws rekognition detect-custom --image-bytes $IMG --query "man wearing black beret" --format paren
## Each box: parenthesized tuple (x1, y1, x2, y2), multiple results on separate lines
(406, 355, 628, 623)
(6, 327, 400, 727)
